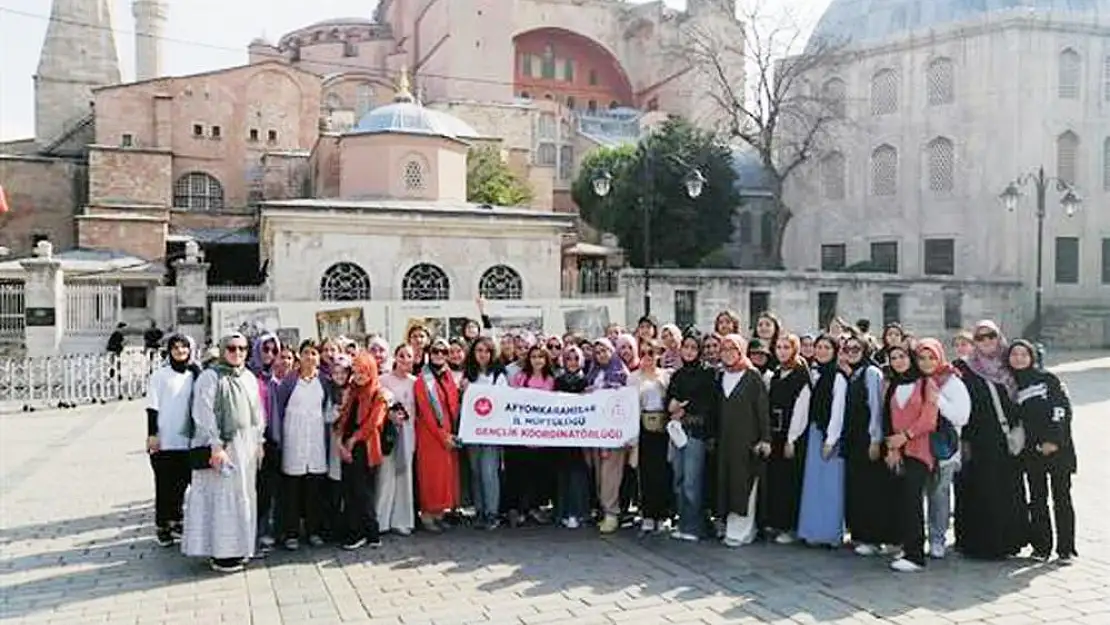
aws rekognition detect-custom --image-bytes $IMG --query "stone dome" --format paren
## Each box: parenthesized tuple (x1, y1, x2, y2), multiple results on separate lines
(810, 0, 1109, 48)
(350, 93, 481, 141)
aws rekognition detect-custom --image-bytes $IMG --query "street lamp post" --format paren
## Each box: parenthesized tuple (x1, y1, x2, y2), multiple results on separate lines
(592, 148, 705, 317)
(998, 166, 1082, 341)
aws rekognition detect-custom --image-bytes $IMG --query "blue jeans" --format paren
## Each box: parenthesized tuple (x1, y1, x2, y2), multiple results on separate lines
(671, 437, 707, 537)
(927, 460, 957, 548)
(469, 445, 501, 519)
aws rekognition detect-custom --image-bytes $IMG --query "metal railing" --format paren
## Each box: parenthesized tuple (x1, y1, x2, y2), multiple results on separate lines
(561, 267, 621, 297)
(207, 285, 268, 304)
(0, 350, 158, 412)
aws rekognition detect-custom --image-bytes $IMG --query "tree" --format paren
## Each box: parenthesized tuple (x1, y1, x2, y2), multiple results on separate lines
(466, 147, 533, 206)
(677, 2, 848, 267)
(572, 117, 741, 269)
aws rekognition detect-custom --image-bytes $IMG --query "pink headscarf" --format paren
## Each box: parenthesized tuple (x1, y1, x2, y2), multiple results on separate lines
(720, 333, 752, 372)
(614, 333, 640, 370)
(915, 337, 958, 387)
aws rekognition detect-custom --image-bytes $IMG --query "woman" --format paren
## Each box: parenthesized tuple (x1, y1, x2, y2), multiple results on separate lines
(799, 334, 817, 364)
(1009, 339, 1077, 563)
(322, 354, 352, 542)
(747, 339, 773, 374)
(181, 333, 264, 573)
(659, 324, 683, 370)
(276, 339, 329, 550)
(506, 345, 558, 526)
(666, 332, 718, 542)
(840, 333, 898, 556)
(462, 336, 509, 530)
(759, 334, 810, 544)
(702, 334, 722, 370)
(447, 338, 468, 385)
(554, 345, 591, 529)
(874, 323, 905, 366)
(715, 334, 771, 547)
(714, 310, 741, 337)
(367, 336, 390, 369)
(635, 315, 658, 342)
(796, 334, 847, 548)
(953, 320, 1029, 560)
(377, 344, 418, 537)
(881, 343, 937, 572)
(630, 339, 671, 534)
(753, 313, 782, 368)
(587, 338, 630, 534)
(413, 338, 462, 532)
(615, 333, 640, 372)
(334, 353, 389, 550)
(407, 324, 431, 369)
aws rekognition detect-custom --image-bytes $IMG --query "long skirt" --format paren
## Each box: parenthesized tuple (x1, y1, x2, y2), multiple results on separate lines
(844, 451, 899, 545)
(376, 451, 416, 533)
(955, 450, 1029, 559)
(181, 427, 259, 560)
(759, 433, 804, 533)
(796, 423, 845, 547)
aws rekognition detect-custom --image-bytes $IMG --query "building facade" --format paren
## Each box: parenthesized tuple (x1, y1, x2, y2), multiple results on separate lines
(782, 0, 1110, 332)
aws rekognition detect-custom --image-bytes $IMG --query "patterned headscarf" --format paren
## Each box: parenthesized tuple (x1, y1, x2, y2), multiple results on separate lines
(965, 320, 1016, 398)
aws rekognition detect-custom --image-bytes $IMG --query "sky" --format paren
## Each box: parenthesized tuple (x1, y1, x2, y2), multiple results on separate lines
(0, 0, 828, 141)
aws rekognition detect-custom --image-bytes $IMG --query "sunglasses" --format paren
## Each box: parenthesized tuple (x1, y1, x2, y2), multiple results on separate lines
(546, 343, 561, 350)
(974, 333, 998, 341)
(226, 345, 248, 353)
(430, 348, 447, 355)
(844, 346, 863, 355)
(262, 346, 277, 354)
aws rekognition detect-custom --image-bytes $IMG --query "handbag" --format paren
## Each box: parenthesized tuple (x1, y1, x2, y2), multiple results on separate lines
(930, 417, 959, 461)
(380, 416, 398, 456)
(987, 382, 1025, 456)
(188, 446, 213, 470)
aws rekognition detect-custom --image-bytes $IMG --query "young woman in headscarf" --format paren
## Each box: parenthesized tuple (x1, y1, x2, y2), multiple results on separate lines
(759, 334, 811, 545)
(714, 334, 771, 547)
(587, 337, 630, 534)
(333, 353, 389, 550)
(952, 320, 1029, 560)
(840, 332, 899, 557)
(376, 343, 418, 537)
(554, 345, 591, 529)
(322, 354, 352, 543)
(917, 338, 970, 560)
(880, 343, 933, 572)
(630, 338, 672, 535)
(248, 332, 283, 553)
(1008, 339, 1077, 563)
(146, 333, 201, 547)
(796, 334, 848, 548)
(181, 333, 264, 573)
(665, 331, 719, 542)
(615, 333, 640, 373)
(659, 324, 683, 370)
(413, 338, 462, 532)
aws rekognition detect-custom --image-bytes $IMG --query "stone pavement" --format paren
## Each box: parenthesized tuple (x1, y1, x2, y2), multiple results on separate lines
(1, 356, 1109, 625)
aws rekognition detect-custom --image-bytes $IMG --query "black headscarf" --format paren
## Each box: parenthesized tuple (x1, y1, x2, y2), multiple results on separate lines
(881, 344, 920, 436)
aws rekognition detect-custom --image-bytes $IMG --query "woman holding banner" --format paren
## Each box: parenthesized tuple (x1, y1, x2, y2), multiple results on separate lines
(587, 338, 631, 535)
(462, 336, 509, 530)
(554, 345, 591, 529)
(413, 338, 461, 533)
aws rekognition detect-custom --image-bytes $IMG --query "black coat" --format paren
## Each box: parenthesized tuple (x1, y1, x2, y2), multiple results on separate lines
(1013, 368, 1077, 473)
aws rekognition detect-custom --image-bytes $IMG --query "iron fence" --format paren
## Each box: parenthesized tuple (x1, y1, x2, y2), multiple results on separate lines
(0, 282, 24, 346)
(0, 350, 158, 412)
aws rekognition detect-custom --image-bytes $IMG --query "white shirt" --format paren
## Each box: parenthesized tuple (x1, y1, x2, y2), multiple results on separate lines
(810, 368, 848, 447)
(282, 376, 328, 476)
(146, 366, 195, 451)
(631, 369, 669, 411)
(721, 370, 745, 397)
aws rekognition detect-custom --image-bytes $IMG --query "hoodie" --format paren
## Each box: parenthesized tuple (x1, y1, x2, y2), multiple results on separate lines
(249, 332, 284, 444)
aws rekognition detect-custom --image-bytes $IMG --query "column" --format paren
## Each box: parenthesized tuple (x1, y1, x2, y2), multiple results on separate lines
(20, 241, 65, 357)
(173, 240, 209, 344)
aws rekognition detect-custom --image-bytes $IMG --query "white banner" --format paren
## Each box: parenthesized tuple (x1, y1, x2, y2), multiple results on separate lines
(458, 385, 641, 448)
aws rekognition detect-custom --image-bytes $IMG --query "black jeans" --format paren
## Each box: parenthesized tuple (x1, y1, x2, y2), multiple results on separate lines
(896, 457, 929, 566)
(1025, 452, 1076, 557)
(149, 450, 190, 529)
(638, 431, 672, 520)
(342, 446, 380, 543)
(281, 473, 326, 539)
(256, 441, 283, 539)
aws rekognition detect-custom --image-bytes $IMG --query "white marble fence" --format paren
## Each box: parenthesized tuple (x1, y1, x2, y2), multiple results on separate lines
(0, 349, 157, 413)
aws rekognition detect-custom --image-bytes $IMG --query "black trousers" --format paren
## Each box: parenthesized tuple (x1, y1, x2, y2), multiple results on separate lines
(638, 431, 672, 520)
(256, 441, 283, 538)
(149, 450, 190, 528)
(281, 472, 326, 539)
(342, 446, 380, 542)
(896, 457, 929, 566)
(1025, 452, 1076, 557)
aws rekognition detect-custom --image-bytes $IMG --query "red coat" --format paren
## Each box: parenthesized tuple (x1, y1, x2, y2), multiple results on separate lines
(413, 367, 460, 514)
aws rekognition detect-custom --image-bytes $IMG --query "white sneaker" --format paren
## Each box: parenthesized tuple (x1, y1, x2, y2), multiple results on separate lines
(854, 543, 879, 556)
(879, 544, 902, 556)
(671, 531, 699, 542)
(929, 543, 947, 559)
(640, 519, 656, 533)
(774, 533, 795, 545)
(890, 558, 923, 573)
(565, 517, 580, 529)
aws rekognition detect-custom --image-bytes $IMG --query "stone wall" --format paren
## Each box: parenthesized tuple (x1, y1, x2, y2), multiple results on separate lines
(88, 147, 172, 205)
(621, 269, 1026, 341)
(0, 155, 83, 256)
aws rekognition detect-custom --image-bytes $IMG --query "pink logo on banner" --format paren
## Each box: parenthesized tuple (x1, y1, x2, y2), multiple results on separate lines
(473, 396, 494, 418)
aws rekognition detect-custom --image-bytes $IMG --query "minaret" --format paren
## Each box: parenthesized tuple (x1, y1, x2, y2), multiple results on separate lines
(132, 0, 168, 81)
(34, 0, 121, 146)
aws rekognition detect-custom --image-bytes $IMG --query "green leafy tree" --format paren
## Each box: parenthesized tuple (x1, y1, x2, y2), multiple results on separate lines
(466, 147, 533, 206)
(572, 117, 741, 268)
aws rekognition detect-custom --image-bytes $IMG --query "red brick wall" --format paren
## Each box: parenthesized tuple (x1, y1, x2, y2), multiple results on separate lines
(0, 156, 82, 255)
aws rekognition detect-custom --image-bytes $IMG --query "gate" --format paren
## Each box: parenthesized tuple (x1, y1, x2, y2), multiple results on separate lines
(0, 282, 25, 347)
(64, 283, 121, 353)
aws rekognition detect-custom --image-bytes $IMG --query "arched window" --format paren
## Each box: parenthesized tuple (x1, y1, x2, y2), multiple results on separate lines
(821, 151, 846, 200)
(870, 68, 899, 115)
(402, 263, 450, 300)
(401, 157, 427, 192)
(319, 262, 371, 301)
(926, 58, 954, 105)
(870, 145, 898, 196)
(478, 265, 523, 300)
(1058, 49, 1081, 99)
(927, 137, 955, 193)
(737, 211, 752, 244)
(1056, 131, 1080, 185)
(173, 172, 224, 210)
(822, 78, 846, 117)
(1103, 137, 1110, 190)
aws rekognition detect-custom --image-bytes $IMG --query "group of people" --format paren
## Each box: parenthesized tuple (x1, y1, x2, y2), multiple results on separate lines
(141, 307, 1078, 575)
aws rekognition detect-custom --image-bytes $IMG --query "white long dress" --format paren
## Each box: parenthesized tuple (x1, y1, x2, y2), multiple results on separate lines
(181, 368, 263, 560)
(376, 371, 417, 533)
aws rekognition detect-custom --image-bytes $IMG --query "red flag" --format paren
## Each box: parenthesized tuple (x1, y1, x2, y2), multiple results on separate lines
(0, 185, 8, 214)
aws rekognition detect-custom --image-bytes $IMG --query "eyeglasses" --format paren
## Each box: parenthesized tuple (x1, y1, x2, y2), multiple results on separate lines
(226, 345, 248, 353)
(974, 333, 998, 342)
(844, 346, 863, 355)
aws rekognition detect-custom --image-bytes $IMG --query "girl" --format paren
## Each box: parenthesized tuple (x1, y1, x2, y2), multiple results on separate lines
(753, 313, 782, 368)
(377, 343, 418, 536)
(799, 334, 817, 364)
(462, 336, 509, 529)
(666, 332, 718, 542)
(277, 339, 330, 550)
(702, 334, 722, 370)
(659, 324, 683, 370)
(615, 333, 640, 372)
(874, 323, 905, 366)
(635, 315, 658, 342)
(714, 311, 741, 337)
(554, 345, 591, 529)
(630, 339, 672, 534)
(715, 334, 771, 548)
(413, 339, 462, 532)
(334, 354, 389, 550)
(447, 338, 468, 385)
(587, 338, 630, 534)
(323, 354, 352, 542)
(760, 334, 810, 544)
(367, 336, 390, 370)
(1009, 339, 1077, 563)
(507, 346, 558, 526)
(796, 334, 848, 547)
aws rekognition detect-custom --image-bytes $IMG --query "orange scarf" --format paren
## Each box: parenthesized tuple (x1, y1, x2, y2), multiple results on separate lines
(334, 353, 388, 467)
